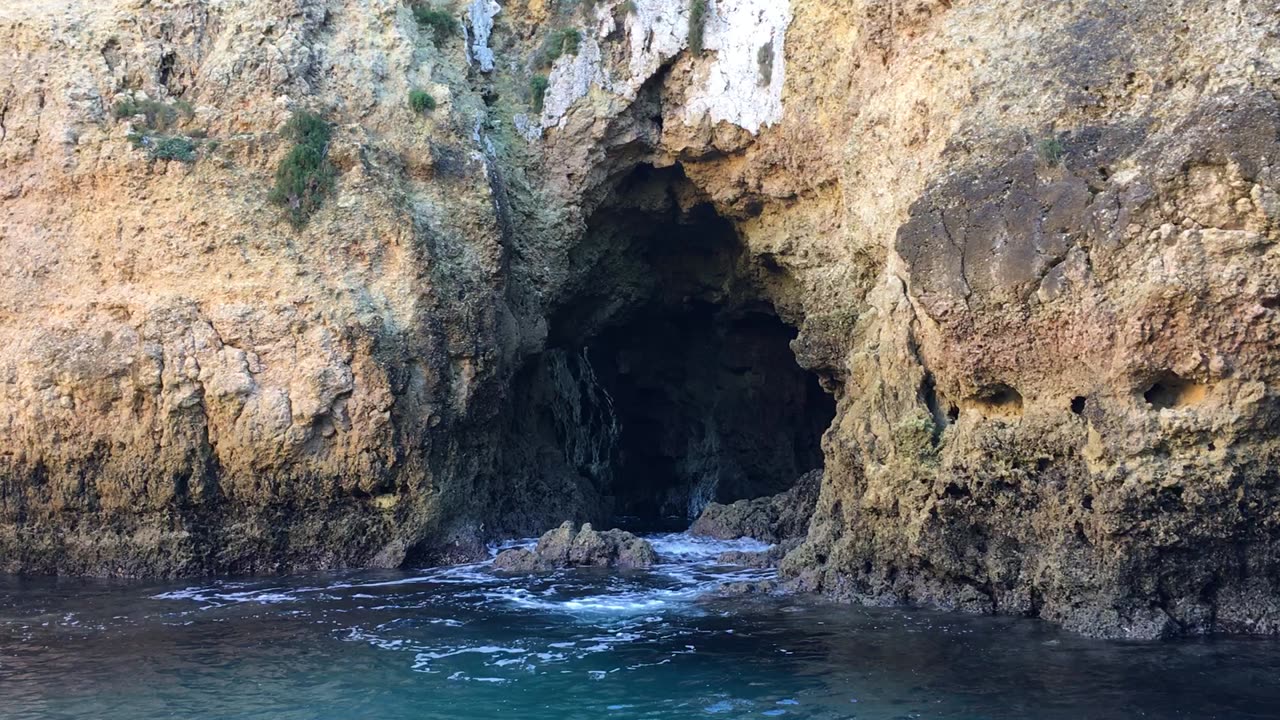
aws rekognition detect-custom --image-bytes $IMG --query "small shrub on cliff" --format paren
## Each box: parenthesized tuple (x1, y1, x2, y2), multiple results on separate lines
(409, 88, 437, 113)
(269, 110, 335, 228)
(126, 130, 200, 163)
(536, 28, 583, 67)
(530, 74, 550, 113)
(560, 28, 583, 56)
(688, 0, 708, 56)
(413, 5, 457, 41)
(149, 136, 198, 162)
(1039, 137, 1065, 164)
(113, 97, 192, 131)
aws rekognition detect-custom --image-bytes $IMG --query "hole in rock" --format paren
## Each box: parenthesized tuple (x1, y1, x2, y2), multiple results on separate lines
(500, 164, 836, 533)
(1142, 373, 1208, 410)
(921, 371, 952, 429)
(966, 383, 1024, 419)
(1070, 396, 1086, 414)
(158, 52, 175, 87)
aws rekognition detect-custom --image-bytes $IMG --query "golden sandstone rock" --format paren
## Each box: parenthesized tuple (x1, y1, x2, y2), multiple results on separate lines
(2, 0, 1278, 638)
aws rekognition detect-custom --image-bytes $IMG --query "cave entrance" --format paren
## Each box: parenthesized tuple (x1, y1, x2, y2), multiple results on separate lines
(587, 300, 833, 528)
(503, 163, 834, 532)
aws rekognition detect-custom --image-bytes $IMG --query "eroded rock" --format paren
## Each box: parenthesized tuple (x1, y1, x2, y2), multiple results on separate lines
(716, 538, 803, 569)
(3, 0, 1280, 640)
(692, 470, 821, 544)
(492, 522, 658, 572)
(491, 548, 554, 573)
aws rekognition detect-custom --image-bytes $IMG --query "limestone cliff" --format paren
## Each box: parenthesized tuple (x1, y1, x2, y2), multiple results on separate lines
(2, 0, 1278, 639)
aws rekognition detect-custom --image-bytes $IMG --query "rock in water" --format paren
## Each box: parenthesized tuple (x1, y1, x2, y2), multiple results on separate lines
(717, 538, 804, 570)
(692, 470, 821, 544)
(5, 0, 1280, 640)
(492, 522, 658, 572)
(491, 548, 554, 573)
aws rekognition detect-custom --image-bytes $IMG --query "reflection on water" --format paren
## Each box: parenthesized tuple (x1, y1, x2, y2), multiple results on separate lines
(1, 533, 1278, 720)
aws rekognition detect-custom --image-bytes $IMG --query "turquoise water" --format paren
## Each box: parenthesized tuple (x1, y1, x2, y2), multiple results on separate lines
(2, 532, 1278, 720)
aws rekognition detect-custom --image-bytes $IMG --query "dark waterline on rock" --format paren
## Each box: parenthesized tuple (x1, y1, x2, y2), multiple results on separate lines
(2, 533, 1278, 720)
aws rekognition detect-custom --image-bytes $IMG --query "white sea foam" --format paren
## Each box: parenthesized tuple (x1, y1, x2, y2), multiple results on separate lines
(471, 532, 776, 618)
(648, 532, 772, 562)
(151, 561, 503, 607)
(152, 586, 316, 606)
(147, 530, 780, 685)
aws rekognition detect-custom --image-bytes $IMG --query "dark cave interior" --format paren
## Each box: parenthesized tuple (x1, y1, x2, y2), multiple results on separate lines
(588, 300, 833, 525)
(498, 164, 834, 532)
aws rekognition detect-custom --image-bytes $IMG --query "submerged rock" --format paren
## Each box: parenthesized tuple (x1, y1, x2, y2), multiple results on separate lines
(492, 522, 658, 572)
(715, 579, 782, 597)
(691, 470, 821, 544)
(717, 538, 804, 570)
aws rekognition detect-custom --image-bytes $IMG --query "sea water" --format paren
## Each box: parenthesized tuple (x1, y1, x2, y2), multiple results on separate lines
(2, 532, 1278, 719)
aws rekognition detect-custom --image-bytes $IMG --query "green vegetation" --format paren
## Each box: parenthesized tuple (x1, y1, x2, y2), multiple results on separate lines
(560, 28, 582, 56)
(537, 28, 583, 67)
(409, 88, 437, 113)
(112, 96, 193, 131)
(756, 41, 773, 86)
(115, 95, 203, 163)
(149, 136, 198, 162)
(688, 0, 708, 56)
(1039, 137, 1065, 164)
(413, 5, 457, 41)
(269, 110, 335, 227)
(530, 74, 550, 113)
(126, 132, 200, 163)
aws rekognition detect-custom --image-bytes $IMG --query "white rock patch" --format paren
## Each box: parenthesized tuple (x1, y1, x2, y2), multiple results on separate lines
(682, 0, 790, 133)
(542, 34, 612, 125)
(466, 0, 501, 72)
(537, 0, 789, 135)
(623, 0, 690, 83)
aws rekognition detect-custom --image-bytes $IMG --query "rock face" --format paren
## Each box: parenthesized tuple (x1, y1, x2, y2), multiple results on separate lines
(717, 538, 803, 570)
(493, 522, 657, 571)
(0, 0, 523, 575)
(692, 469, 817, 571)
(692, 470, 820, 544)
(2, 0, 1280, 639)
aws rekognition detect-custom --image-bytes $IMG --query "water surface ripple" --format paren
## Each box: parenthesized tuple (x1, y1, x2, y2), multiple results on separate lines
(2, 532, 1278, 719)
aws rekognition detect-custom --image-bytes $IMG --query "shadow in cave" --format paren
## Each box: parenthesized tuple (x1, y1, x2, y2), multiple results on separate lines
(590, 301, 834, 529)
(498, 164, 834, 534)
